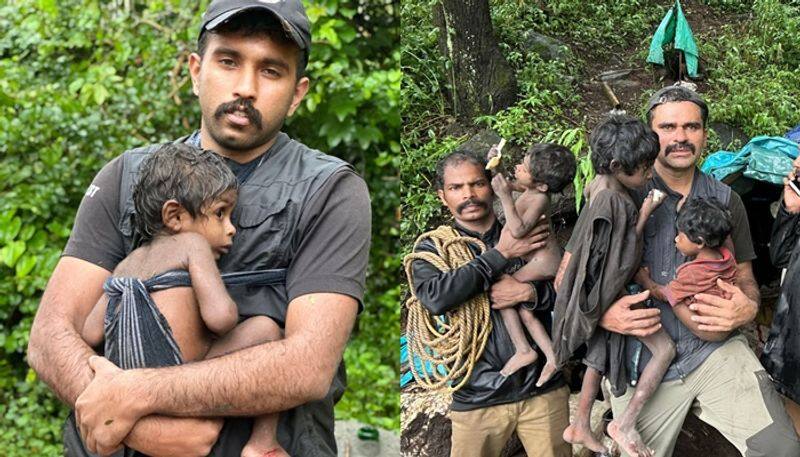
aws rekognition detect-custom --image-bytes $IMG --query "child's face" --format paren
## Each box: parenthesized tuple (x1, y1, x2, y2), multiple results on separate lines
(675, 231, 702, 257)
(184, 189, 238, 259)
(616, 163, 653, 190)
(514, 155, 534, 188)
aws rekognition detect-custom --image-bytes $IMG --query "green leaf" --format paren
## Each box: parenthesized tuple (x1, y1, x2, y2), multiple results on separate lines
(15, 255, 36, 278)
(1, 241, 26, 267)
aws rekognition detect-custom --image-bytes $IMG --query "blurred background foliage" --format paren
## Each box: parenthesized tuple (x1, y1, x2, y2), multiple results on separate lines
(401, 0, 800, 248)
(0, 0, 399, 453)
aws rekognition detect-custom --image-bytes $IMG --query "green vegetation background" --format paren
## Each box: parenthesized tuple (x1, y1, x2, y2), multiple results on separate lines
(0, 0, 399, 454)
(402, 0, 800, 244)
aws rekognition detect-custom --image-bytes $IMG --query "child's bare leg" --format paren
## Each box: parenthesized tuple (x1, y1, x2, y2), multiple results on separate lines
(206, 316, 289, 457)
(608, 328, 675, 457)
(499, 307, 538, 377)
(512, 251, 560, 283)
(518, 308, 558, 386)
(563, 366, 607, 453)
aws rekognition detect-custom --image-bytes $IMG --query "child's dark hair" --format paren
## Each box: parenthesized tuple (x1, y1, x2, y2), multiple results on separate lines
(525, 143, 576, 193)
(133, 143, 238, 242)
(589, 114, 660, 175)
(676, 197, 732, 248)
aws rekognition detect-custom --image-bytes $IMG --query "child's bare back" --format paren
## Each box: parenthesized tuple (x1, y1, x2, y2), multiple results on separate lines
(82, 232, 238, 361)
(511, 189, 562, 281)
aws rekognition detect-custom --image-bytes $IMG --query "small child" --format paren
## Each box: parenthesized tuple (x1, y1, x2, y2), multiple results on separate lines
(662, 197, 736, 308)
(490, 143, 576, 385)
(554, 114, 674, 457)
(81, 143, 287, 457)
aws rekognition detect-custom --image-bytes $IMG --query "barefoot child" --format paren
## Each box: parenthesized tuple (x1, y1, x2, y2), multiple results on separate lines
(81, 143, 287, 457)
(661, 197, 736, 309)
(490, 143, 576, 385)
(553, 115, 674, 457)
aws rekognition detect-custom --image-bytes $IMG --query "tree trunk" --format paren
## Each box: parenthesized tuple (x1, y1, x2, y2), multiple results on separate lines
(435, 0, 518, 120)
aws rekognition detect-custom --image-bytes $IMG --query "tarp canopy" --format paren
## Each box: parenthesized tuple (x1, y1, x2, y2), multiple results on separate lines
(647, 0, 700, 78)
(701, 136, 799, 185)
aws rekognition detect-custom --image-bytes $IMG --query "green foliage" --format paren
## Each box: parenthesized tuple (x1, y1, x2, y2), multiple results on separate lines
(401, 0, 800, 274)
(0, 0, 398, 453)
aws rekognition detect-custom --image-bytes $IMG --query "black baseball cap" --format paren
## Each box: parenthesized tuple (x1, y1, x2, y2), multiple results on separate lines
(200, 0, 311, 51)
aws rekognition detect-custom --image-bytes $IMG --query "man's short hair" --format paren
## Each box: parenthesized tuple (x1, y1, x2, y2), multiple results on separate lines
(676, 197, 732, 248)
(646, 86, 709, 128)
(526, 143, 576, 193)
(434, 151, 490, 189)
(133, 143, 238, 242)
(589, 114, 660, 175)
(197, 11, 308, 79)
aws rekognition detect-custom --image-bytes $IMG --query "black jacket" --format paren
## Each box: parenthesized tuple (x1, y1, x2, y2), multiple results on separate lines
(410, 220, 564, 411)
(761, 203, 800, 404)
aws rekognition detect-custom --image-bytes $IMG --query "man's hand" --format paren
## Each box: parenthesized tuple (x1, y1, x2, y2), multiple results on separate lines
(689, 279, 757, 332)
(491, 173, 513, 198)
(598, 291, 661, 337)
(634, 266, 668, 303)
(76, 356, 146, 455)
(782, 155, 800, 213)
(125, 416, 223, 457)
(490, 274, 536, 309)
(495, 218, 548, 259)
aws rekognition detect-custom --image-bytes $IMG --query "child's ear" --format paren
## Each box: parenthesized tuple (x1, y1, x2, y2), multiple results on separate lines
(609, 159, 622, 173)
(162, 200, 189, 232)
(536, 183, 549, 193)
(696, 236, 706, 249)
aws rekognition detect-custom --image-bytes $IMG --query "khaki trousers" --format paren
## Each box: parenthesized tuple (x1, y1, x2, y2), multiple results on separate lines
(449, 385, 571, 457)
(608, 334, 800, 457)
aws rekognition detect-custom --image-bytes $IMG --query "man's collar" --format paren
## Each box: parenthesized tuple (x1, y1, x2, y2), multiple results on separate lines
(651, 166, 701, 199)
(454, 218, 501, 240)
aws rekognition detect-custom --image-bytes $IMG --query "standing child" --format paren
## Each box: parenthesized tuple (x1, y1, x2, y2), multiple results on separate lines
(661, 197, 736, 309)
(553, 114, 674, 457)
(490, 143, 576, 386)
(80, 143, 288, 457)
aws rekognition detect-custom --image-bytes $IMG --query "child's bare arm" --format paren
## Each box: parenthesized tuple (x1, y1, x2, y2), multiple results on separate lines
(492, 175, 547, 238)
(181, 233, 239, 336)
(81, 294, 109, 347)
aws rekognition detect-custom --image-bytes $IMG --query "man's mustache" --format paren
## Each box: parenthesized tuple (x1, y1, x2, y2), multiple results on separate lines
(457, 199, 487, 214)
(665, 141, 696, 156)
(214, 98, 263, 130)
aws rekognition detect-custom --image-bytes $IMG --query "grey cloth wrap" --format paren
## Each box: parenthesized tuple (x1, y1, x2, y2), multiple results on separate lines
(63, 268, 286, 457)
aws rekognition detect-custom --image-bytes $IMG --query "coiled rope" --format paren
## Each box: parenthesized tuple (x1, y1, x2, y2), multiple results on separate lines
(403, 226, 492, 392)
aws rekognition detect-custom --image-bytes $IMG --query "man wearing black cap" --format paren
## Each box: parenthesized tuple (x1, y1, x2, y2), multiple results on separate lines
(28, 1, 371, 456)
(596, 86, 800, 456)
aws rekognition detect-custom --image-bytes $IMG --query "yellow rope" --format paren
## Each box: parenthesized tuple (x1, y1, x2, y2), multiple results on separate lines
(403, 226, 492, 392)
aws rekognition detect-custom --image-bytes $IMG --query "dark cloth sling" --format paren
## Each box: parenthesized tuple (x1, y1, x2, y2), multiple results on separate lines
(63, 268, 286, 457)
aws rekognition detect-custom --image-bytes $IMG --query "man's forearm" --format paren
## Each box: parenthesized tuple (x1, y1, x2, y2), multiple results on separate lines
(117, 294, 358, 419)
(28, 317, 95, 406)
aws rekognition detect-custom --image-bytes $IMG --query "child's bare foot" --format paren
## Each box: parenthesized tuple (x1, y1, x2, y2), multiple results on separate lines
(241, 442, 290, 457)
(535, 360, 558, 387)
(500, 350, 538, 377)
(608, 419, 653, 457)
(563, 422, 607, 454)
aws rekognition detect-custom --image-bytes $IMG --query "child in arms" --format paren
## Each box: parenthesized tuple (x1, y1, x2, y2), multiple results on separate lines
(490, 143, 576, 386)
(81, 143, 287, 457)
(554, 115, 672, 457)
